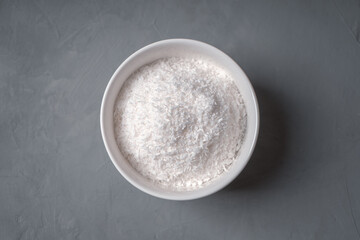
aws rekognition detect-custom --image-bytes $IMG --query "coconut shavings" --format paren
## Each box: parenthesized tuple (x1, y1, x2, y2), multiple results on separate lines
(114, 57, 247, 191)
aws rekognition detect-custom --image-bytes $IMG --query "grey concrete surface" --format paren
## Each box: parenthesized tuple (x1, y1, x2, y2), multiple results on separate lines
(1, 0, 360, 239)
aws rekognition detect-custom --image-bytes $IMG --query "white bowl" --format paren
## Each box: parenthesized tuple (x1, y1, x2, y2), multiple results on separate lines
(100, 39, 259, 200)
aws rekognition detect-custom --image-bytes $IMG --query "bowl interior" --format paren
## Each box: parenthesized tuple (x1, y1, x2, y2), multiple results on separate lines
(101, 39, 259, 200)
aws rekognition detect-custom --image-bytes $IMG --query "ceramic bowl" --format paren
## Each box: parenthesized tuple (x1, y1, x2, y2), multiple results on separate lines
(100, 39, 259, 200)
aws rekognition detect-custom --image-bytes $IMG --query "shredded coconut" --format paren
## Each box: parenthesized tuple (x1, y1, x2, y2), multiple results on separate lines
(114, 57, 247, 191)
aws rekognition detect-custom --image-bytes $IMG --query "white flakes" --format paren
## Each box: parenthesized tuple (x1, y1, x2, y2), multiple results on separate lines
(114, 57, 247, 191)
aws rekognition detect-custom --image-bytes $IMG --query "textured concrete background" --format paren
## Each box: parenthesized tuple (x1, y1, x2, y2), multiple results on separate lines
(1, 0, 360, 239)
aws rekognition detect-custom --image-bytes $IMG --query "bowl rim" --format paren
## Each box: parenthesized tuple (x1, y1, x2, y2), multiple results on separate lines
(100, 38, 260, 200)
